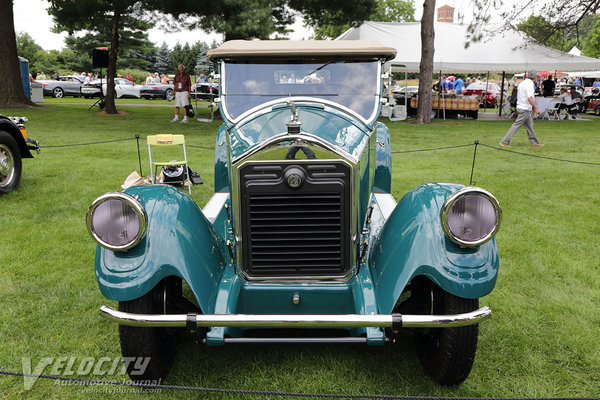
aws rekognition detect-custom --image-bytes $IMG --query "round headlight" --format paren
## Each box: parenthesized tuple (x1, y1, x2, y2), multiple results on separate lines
(86, 192, 147, 251)
(441, 187, 502, 247)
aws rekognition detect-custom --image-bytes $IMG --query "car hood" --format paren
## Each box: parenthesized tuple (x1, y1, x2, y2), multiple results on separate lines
(227, 104, 371, 162)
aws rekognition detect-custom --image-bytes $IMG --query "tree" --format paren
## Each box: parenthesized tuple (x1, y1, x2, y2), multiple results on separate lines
(64, 28, 156, 71)
(16, 32, 44, 65)
(157, 0, 377, 41)
(307, 0, 414, 39)
(581, 18, 600, 58)
(415, 0, 435, 125)
(467, 0, 600, 46)
(153, 42, 170, 74)
(516, 15, 567, 51)
(0, 0, 35, 108)
(49, 0, 155, 114)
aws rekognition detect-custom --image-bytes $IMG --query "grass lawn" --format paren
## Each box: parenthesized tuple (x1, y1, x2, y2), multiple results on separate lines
(0, 103, 599, 399)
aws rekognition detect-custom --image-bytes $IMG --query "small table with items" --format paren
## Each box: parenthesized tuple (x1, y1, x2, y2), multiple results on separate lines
(408, 95, 480, 119)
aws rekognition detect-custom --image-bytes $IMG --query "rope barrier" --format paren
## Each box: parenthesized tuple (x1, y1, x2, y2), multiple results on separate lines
(36, 136, 600, 167)
(478, 143, 600, 166)
(39, 137, 136, 148)
(391, 143, 474, 154)
(0, 370, 594, 400)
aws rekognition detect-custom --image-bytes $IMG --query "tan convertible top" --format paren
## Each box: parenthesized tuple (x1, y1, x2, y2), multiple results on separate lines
(207, 40, 397, 61)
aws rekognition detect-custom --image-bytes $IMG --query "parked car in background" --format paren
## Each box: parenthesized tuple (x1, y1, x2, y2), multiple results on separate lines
(38, 76, 84, 98)
(140, 83, 174, 99)
(89, 40, 502, 386)
(81, 78, 142, 99)
(393, 85, 419, 95)
(584, 87, 600, 115)
(461, 82, 501, 107)
(191, 81, 219, 99)
(0, 115, 39, 195)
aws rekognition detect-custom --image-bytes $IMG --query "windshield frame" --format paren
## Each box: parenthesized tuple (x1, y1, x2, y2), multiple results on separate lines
(219, 60, 383, 126)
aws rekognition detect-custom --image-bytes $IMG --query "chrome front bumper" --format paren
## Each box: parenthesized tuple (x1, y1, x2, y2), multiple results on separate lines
(99, 305, 491, 329)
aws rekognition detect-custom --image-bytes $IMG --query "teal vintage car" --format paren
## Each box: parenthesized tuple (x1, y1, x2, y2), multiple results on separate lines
(87, 40, 502, 386)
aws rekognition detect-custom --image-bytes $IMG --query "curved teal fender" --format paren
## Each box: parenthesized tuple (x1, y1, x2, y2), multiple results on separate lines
(370, 183, 499, 314)
(373, 121, 391, 193)
(214, 124, 229, 193)
(95, 185, 226, 313)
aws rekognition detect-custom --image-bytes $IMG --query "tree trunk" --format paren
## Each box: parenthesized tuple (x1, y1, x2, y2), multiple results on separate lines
(0, 0, 35, 108)
(415, 0, 436, 124)
(105, 11, 120, 114)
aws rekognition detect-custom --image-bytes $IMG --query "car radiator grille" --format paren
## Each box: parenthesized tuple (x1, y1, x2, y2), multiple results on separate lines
(239, 162, 351, 278)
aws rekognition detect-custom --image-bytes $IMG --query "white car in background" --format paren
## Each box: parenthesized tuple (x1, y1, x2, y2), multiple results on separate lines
(81, 78, 142, 99)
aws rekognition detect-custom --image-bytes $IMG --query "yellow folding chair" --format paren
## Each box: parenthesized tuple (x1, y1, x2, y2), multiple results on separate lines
(147, 134, 191, 194)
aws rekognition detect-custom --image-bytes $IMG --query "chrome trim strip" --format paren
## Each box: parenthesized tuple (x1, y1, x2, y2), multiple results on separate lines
(86, 192, 148, 251)
(99, 305, 491, 329)
(223, 337, 368, 344)
(202, 192, 230, 224)
(231, 132, 360, 165)
(373, 193, 397, 221)
(440, 187, 502, 247)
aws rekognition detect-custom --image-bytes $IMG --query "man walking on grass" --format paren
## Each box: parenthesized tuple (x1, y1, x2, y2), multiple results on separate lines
(500, 70, 544, 148)
(171, 64, 191, 124)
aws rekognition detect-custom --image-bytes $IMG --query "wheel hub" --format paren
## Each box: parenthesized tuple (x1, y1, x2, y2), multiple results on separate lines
(0, 144, 14, 186)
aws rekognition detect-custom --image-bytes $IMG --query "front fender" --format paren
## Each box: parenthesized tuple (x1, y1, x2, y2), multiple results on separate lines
(95, 185, 226, 313)
(370, 183, 499, 314)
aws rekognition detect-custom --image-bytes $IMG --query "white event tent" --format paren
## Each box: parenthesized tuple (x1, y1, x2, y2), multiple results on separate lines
(336, 21, 600, 73)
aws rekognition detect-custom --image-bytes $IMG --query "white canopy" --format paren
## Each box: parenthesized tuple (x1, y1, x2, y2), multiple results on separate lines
(337, 21, 600, 73)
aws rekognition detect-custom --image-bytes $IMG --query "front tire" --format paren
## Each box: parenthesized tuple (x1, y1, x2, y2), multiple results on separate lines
(0, 131, 22, 195)
(118, 277, 182, 381)
(53, 87, 64, 98)
(594, 105, 600, 116)
(410, 278, 480, 386)
(165, 89, 173, 99)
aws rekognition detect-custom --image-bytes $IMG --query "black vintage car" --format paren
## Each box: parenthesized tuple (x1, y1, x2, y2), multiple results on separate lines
(0, 116, 39, 195)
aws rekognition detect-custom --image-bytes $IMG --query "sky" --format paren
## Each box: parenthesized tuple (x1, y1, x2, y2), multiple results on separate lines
(11, 0, 313, 51)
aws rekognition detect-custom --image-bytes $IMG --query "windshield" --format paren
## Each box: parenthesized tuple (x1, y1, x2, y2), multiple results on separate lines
(222, 60, 380, 122)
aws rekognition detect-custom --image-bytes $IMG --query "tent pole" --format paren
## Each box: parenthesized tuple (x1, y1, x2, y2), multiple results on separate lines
(440, 70, 446, 120)
(499, 71, 506, 117)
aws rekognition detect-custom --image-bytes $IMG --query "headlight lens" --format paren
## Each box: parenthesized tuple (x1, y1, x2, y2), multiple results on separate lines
(441, 187, 501, 246)
(86, 192, 147, 251)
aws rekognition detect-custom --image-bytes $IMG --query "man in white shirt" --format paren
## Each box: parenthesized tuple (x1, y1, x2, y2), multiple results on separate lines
(500, 70, 544, 147)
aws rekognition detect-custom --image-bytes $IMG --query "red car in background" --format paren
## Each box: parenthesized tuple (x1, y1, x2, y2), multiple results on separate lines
(462, 83, 501, 108)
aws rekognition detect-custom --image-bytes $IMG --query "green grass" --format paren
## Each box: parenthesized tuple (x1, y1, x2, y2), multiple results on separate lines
(0, 103, 599, 399)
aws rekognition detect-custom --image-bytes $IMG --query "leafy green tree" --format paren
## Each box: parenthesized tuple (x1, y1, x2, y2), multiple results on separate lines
(49, 0, 157, 113)
(153, 42, 170, 74)
(307, 0, 415, 39)
(16, 32, 43, 65)
(64, 29, 156, 71)
(581, 18, 600, 58)
(468, 0, 600, 47)
(516, 16, 567, 51)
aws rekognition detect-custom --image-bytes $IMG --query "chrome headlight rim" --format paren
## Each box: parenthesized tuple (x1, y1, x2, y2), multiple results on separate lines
(441, 187, 502, 247)
(86, 192, 148, 251)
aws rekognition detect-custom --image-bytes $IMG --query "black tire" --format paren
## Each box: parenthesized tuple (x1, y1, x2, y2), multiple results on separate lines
(410, 278, 479, 386)
(118, 277, 182, 381)
(0, 131, 22, 195)
(595, 106, 600, 116)
(164, 89, 173, 99)
(53, 87, 64, 98)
